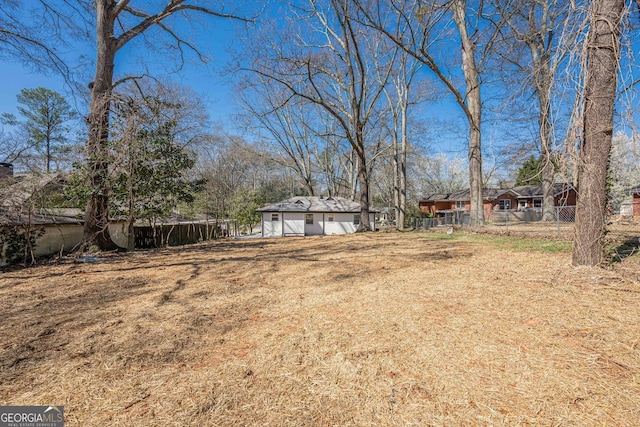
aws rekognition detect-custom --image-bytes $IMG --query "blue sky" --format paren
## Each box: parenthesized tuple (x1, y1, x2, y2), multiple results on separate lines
(0, 1, 473, 155)
(1, 1, 638, 170)
(0, 6, 243, 126)
(0, 63, 68, 113)
(0, 59, 236, 127)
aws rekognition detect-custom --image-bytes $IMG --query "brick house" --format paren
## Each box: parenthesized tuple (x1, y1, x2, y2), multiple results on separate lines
(630, 185, 640, 219)
(418, 183, 576, 221)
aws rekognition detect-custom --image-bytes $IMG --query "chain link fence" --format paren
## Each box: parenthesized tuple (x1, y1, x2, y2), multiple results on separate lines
(411, 202, 640, 242)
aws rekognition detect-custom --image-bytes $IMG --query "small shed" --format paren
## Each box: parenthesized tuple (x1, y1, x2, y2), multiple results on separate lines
(258, 196, 377, 237)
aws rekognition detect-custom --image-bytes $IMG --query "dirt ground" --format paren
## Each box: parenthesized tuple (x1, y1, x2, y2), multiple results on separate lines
(1, 231, 639, 426)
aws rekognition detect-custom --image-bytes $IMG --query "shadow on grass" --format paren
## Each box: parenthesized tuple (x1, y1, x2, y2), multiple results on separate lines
(610, 237, 640, 263)
(0, 276, 157, 372)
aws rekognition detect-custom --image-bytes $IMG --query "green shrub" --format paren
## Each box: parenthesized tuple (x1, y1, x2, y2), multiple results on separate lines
(0, 226, 45, 266)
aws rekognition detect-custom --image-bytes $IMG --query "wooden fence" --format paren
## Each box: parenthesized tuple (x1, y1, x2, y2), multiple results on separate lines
(134, 222, 231, 249)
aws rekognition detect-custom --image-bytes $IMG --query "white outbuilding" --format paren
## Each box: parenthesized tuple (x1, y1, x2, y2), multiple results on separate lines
(258, 196, 377, 237)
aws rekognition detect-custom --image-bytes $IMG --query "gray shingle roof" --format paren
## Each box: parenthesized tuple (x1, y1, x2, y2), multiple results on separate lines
(258, 196, 378, 213)
(420, 183, 575, 203)
(421, 188, 513, 202)
(511, 183, 574, 198)
(0, 173, 65, 209)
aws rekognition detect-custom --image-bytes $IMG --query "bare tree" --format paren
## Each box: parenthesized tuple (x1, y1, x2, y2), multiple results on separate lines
(381, 51, 427, 230)
(242, 0, 396, 231)
(0, 1, 73, 79)
(494, 0, 582, 220)
(194, 137, 250, 225)
(356, 0, 496, 226)
(0, 113, 32, 165)
(413, 152, 468, 195)
(193, 135, 306, 233)
(314, 120, 354, 198)
(572, 0, 625, 266)
(82, 1, 251, 250)
(609, 131, 640, 212)
(237, 81, 317, 196)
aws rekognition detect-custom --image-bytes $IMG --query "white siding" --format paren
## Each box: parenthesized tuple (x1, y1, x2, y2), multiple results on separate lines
(260, 210, 376, 238)
(323, 212, 357, 235)
(304, 213, 324, 235)
(261, 212, 282, 237)
(283, 212, 304, 236)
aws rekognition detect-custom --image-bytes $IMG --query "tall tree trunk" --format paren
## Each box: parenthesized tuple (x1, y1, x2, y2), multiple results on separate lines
(349, 149, 359, 202)
(398, 96, 407, 231)
(127, 138, 135, 252)
(354, 127, 371, 231)
(508, 0, 560, 222)
(357, 150, 371, 232)
(452, 0, 484, 227)
(537, 81, 556, 221)
(127, 198, 135, 251)
(529, 33, 557, 222)
(392, 123, 400, 228)
(303, 176, 315, 197)
(45, 128, 51, 173)
(572, 0, 624, 266)
(82, 2, 119, 250)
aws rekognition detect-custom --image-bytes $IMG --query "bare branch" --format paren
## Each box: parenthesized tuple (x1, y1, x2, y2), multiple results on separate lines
(116, 2, 254, 51)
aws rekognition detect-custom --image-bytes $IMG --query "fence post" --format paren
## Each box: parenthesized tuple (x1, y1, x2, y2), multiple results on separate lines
(505, 210, 508, 233)
(557, 206, 561, 238)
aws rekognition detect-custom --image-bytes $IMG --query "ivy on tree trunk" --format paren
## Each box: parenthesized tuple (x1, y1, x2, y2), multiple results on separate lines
(572, 0, 625, 266)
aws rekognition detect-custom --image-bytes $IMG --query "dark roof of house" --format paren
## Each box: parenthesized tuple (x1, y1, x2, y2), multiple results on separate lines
(512, 183, 575, 198)
(0, 173, 66, 210)
(421, 188, 514, 203)
(0, 174, 79, 226)
(511, 185, 542, 198)
(420, 183, 575, 203)
(258, 196, 379, 213)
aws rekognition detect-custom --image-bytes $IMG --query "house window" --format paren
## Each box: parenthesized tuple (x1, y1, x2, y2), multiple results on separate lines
(499, 199, 511, 210)
(455, 201, 466, 209)
(533, 199, 542, 208)
(305, 213, 314, 224)
(327, 215, 334, 222)
(271, 213, 279, 221)
(354, 214, 361, 225)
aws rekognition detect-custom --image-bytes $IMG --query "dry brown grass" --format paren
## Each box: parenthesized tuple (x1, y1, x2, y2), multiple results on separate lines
(1, 231, 640, 426)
